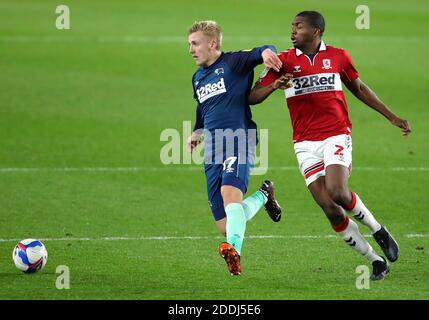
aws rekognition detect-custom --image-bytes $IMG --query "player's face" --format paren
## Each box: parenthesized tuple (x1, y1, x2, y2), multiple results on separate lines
(291, 16, 317, 49)
(188, 31, 217, 66)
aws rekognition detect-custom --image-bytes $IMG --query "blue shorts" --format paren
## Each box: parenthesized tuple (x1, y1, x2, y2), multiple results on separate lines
(205, 156, 253, 221)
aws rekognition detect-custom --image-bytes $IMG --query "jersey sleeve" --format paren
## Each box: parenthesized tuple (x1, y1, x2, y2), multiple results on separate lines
(255, 66, 281, 87)
(226, 45, 277, 74)
(191, 75, 204, 131)
(193, 103, 204, 131)
(340, 49, 359, 83)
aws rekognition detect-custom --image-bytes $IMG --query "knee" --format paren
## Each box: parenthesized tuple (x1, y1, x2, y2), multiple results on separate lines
(222, 193, 236, 208)
(221, 187, 242, 207)
(326, 185, 350, 207)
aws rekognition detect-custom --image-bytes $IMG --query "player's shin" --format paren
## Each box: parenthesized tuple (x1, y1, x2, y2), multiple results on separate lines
(242, 191, 268, 221)
(344, 192, 381, 234)
(332, 216, 383, 263)
(225, 203, 247, 255)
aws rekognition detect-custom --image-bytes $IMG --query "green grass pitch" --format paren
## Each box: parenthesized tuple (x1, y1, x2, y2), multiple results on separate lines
(0, 0, 428, 299)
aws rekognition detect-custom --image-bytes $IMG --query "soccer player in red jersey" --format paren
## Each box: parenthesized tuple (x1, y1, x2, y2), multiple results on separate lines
(249, 11, 411, 280)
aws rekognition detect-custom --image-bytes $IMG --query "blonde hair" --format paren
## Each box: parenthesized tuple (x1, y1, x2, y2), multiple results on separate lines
(188, 20, 223, 49)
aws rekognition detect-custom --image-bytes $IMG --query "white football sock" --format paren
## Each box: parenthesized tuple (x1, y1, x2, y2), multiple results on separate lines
(345, 192, 382, 234)
(333, 216, 383, 263)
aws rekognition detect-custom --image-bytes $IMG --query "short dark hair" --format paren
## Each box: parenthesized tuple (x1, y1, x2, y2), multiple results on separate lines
(296, 11, 325, 37)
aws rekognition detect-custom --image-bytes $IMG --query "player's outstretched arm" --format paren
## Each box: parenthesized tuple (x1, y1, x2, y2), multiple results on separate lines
(248, 83, 276, 105)
(248, 74, 293, 105)
(345, 78, 411, 136)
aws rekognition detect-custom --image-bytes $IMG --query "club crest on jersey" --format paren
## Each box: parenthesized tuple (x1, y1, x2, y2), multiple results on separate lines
(293, 65, 301, 73)
(196, 78, 227, 103)
(214, 68, 224, 75)
(322, 59, 332, 69)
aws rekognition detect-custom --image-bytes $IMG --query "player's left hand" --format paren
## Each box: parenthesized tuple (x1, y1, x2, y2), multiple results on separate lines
(262, 49, 282, 72)
(272, 74, 293, 90)
(391, 116, 411, 136)
(187, 131, 203, 153)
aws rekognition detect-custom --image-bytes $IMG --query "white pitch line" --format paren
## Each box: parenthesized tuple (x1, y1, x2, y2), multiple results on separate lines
(271, 166, 429, 172)
(0, 236, 210, 243)
(0, 166, 428, 173)
(0, 167, 177, 173)
(404, 234, 429, 238)
(0, 234, 427, 243)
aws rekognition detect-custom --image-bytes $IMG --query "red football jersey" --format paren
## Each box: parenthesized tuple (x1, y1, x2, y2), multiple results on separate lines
(257, 41, 359, 142)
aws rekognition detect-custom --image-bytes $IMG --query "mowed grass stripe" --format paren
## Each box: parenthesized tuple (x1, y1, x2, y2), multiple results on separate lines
(0, 166, 428, 173)
(0, 233, 427, 243)
(1, 35, 428, 43)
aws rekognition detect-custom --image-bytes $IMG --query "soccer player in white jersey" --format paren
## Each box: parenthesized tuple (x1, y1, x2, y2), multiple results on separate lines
(248, 11, 411, 280)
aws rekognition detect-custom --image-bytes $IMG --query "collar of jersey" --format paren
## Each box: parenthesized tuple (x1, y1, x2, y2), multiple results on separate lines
(295, 41, 326, 56)
(202, 52, 224, 69)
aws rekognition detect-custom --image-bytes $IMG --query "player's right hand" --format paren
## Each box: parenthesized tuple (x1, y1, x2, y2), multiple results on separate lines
(272, 74, 293, 90)
(261, 49, 282, 72)
(391, 116, 411, 136)
(187, 133, 202, 153)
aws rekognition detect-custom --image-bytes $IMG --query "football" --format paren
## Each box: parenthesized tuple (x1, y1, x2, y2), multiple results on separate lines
(12, 239, 48, 273)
